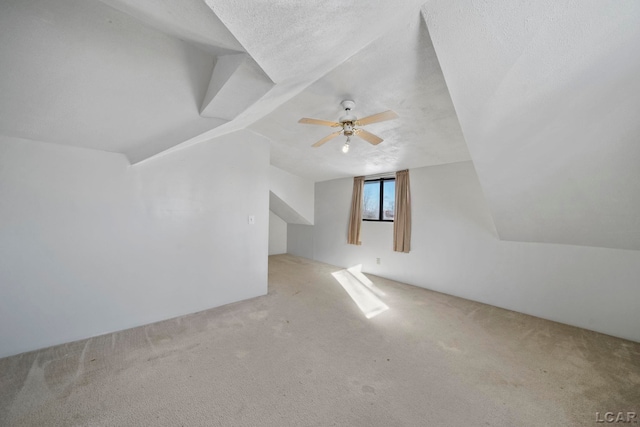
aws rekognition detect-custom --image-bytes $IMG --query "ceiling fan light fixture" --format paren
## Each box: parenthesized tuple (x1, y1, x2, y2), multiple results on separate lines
(342, 137, 350, 153)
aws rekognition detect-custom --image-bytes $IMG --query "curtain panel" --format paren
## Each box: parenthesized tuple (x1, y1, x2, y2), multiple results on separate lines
(347, 176, 365, 245)
(393, 169, 411, 252)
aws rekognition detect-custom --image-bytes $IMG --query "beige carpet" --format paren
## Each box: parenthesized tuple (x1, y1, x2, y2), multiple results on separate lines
(1, 254, 638, 426)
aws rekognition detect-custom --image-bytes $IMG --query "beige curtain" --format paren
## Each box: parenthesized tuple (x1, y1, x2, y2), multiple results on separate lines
(393, 169, 411, 252)
(347, 176, 365, 245)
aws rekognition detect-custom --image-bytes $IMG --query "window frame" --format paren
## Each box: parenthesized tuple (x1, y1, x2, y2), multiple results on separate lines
(362, 177, 395, 222)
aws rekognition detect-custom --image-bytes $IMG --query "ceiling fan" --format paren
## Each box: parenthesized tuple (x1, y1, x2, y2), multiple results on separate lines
(298, 100, 399, 153)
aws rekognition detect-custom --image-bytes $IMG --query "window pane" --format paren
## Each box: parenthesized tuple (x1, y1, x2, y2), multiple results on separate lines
(363, 181, 380, 219)
(383, 180, 395, 220)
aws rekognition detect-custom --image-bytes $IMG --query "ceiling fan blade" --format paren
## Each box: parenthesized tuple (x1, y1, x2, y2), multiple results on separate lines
(355, 128, 383, 145)
(355, 110, 399, 126)
(299, 117, 342, 127)
(311, 130, 343, 147)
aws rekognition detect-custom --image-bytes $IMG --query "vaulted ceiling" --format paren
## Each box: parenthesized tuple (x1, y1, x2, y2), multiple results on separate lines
(1, 0, 639, 250)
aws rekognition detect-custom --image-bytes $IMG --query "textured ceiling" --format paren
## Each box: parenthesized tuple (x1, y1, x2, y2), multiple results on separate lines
(249, 9, 469, 182)
(205, 0, 424, 84)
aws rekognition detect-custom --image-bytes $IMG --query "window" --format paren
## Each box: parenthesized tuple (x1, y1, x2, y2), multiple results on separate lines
(363, 178, 395, 221)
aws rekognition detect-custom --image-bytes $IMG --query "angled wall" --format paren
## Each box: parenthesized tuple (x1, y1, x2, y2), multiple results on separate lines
(200, 53, 274, 120)
(267, 165, 314, 257)
(269, 165, 314, 225)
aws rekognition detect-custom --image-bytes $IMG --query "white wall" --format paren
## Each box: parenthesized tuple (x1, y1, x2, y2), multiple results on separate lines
(292, 162, 640, 342)
(287, 224, 314, 260)
(0, 131, 269, 358)
(268, 211, 287, 255)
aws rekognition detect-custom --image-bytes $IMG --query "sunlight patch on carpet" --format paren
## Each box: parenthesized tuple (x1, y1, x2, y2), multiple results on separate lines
(331, 266, 389, 319)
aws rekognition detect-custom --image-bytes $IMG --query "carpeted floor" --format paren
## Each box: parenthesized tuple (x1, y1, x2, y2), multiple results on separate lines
(1, 254, 638, 426)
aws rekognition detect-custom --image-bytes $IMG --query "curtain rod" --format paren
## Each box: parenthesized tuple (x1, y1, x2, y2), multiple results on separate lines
(364, 171, 396, 180)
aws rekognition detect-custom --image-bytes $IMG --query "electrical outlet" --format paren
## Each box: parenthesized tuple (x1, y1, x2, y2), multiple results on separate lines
(376, 258, 381, 265)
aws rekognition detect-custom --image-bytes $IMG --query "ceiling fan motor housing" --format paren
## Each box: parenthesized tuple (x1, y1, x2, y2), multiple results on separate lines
(343, 123, 354, 135)
(339, 99, 357, 124)
(341, 100, 356, 110)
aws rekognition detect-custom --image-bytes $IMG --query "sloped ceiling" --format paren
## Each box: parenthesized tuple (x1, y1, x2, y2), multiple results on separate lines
(99, 0, 244, 52)
(1, 0, 639, 251)
(0, 0, 229, 159)
(423, 0, 640, 250)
